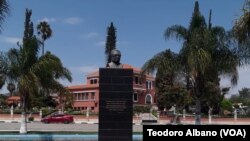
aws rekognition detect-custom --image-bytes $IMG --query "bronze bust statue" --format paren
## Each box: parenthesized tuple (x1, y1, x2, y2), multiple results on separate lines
(107, 49, 123, 68)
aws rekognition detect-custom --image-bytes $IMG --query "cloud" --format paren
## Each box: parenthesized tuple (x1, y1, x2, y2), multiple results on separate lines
(63, 17, 83, 25)
(37, 17, 84, 25)
(37, 17, 56, 23)
(0, 83, 9, 94)
(232, 67, 250, 91)
(95, 41, 105, 47)
(65, 65, 99, 85)
(83, 32, 99, 39)
(60, 79, 83, 87)
(70, 65, 99, 74)
(1, 36, 22, 45)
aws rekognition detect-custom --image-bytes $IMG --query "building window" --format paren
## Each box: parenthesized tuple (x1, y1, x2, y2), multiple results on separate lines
(134, 76, 143, 84)
(91, 92, 95, 100)
(90, 79, 98, 84)
(86, 93, 89, 100)
(81, 93, 84, 100)
(73, 93, 77, 100)
(82, 93, 88, 100)
(73, 93, 85, 101)
(145, 94, 152, 104)
(72, 92, 97, 101)
(133, 92, 138, 102)
(146, 81, 152, 90)
(76, 93, 80, 101)
(135, 76, 139, 84)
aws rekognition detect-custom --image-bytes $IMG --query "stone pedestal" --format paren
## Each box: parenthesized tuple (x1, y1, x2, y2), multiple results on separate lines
(98, 68, 133, 141)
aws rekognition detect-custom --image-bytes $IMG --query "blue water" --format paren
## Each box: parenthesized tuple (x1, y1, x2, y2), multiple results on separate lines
(0, 134, 142, 141)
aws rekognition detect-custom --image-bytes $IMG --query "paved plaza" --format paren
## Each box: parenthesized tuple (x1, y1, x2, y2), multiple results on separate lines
(0, 114, 249, 141)
(0, 114, 250, 133)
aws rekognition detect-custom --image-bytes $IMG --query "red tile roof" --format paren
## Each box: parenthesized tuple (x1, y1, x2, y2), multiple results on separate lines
(7, 96, 20, 101)
(67, 84, 98, 90)
(122, 64, 141, 73)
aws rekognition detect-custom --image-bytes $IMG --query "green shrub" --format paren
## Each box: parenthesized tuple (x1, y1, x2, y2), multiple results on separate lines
(28, 116, 34, 121)
(41, 107, 57, 118)
(133, 106, 150, 116)
(65, 110, 82, 115)
(152, 110, 158, 117)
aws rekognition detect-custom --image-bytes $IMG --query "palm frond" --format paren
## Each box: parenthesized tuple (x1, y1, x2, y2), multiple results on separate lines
(164, 25, 188, 42)
(0, 0, 10, 32)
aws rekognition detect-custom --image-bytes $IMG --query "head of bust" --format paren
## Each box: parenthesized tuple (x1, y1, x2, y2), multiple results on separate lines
(107, 49, 123, 68)
(111, 49, 121, 64)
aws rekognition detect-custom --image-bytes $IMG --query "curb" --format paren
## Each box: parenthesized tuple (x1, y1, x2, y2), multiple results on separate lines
(80, 122, 98, 124)
(0, 120, 100, 124)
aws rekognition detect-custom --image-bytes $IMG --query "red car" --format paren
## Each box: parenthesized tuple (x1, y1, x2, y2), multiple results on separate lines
(41, 113, 74, 124)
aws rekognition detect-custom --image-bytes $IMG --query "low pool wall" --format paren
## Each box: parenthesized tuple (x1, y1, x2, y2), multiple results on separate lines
(0, 134, 142, 141)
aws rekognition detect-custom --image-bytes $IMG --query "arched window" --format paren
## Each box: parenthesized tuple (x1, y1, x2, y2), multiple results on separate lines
(145, 94, 152, 104)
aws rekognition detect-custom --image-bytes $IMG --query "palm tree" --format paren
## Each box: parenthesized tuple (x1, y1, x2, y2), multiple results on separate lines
(0, 51, 9, 89)
(233, 0, 250, 44)
(161, 1, 209, 124)
(0, 0, 10, 88)
(37, 21, 52, 56)
(142, 1, 239, 125)
(0, 0, 10, 33)
(166, 2, 240, 124)
(232, 0, 250, 68)
(142, 49, 191, 123)
(0, 9, 72, 134)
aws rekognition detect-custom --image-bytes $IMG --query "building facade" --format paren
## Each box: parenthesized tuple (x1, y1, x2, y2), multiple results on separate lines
(67, 64, 156, 113)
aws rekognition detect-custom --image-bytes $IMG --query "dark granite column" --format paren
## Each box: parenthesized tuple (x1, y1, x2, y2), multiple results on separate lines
(98, 68, 133, 141)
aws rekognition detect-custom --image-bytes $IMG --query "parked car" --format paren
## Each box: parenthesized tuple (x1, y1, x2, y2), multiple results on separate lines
(41, 113, 74, 124)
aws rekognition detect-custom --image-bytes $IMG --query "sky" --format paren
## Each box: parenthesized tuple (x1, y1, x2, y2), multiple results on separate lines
(0, 0, 248, 96)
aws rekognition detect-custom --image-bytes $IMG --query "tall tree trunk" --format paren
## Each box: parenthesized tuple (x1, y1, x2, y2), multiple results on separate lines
(195, 99, 201, 125)
(42, 42, 45, 56)
(208, 107, 213, 124)
(194, 72, 204, 125)
(20, 94, 27, 134)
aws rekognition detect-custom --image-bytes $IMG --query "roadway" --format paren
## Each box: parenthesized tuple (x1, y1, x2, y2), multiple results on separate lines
(0, 122, 143, 132)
